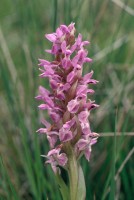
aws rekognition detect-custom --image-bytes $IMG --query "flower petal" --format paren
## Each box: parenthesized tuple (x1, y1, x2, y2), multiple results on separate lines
(67, 99, 79, 113)
(78, 110, 89, 123)
(45, 33, 56, 42)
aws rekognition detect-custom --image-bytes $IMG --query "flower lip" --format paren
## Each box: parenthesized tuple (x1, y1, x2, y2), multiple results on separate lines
(67, 99, 80, 114)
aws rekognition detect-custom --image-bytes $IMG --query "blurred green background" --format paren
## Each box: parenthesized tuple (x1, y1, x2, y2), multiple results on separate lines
(0, 0, 134, 199)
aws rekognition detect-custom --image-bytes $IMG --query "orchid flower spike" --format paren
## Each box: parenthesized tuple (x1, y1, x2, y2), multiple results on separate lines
(36, 23, 99, 200)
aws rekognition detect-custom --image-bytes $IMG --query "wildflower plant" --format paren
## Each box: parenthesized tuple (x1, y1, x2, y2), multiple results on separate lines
(36, 23, 99, 200)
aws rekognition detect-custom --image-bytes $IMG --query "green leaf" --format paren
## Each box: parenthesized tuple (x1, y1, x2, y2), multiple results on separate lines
(55, 172, 69, 200)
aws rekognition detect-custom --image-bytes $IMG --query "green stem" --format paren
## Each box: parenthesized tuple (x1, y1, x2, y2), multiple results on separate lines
(68, 147, 78, 200)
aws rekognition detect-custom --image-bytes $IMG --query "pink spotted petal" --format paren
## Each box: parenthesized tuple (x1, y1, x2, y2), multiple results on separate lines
(82, 71, 94, 83)
(56, 27, 63, 38)
(81, 122, 91, 135)
(47, 135, 58, 148)
(45, 33, 56, 42)
(62, 57, 71, 69)
(61, 41, 66, 53)
(67, 70, 75, 83)
(90, 138, 98, 145)
(36, 128, 47, 134)
(76, 139, 88, 151)
(82, 41, 90, 46)
(77, 34, 82, 45)
(67, 99, 79, 113)
(45, 49, 53, 54)
(84, 147, 91, 161)
(57, 153, 68, 166)
(49, 111, 61, 123)
(38, 59, 50, 66)
(78, 110, 89, 123)
(60, 25, 69, 33)
(84, 57, 92, 63)
(76, 85, 87, 97)
(38, 104, 49, 110)
(59, 129, 73, 142)
(68, 23, 75, 32)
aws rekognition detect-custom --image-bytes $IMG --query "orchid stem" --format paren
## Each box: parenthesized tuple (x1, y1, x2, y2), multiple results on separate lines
(68, 146, 78, 200)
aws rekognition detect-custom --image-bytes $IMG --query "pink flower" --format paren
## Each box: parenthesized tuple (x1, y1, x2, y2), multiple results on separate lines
(71, 33, 90, 52)
(44, 148, 68, 173)
(36, 23, 99, 172)
(36, 119, 59, 148)
(76, 133, 99, 161)
(59, 118, 76, 142)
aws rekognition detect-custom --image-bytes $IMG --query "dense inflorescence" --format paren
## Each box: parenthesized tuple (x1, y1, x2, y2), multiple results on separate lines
(36, 23, 99, 173)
